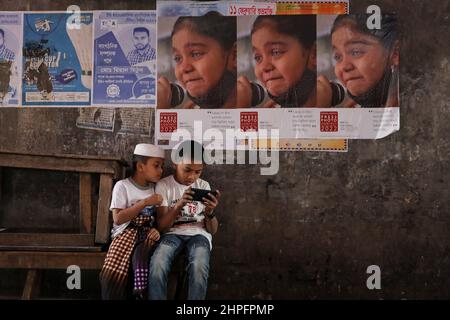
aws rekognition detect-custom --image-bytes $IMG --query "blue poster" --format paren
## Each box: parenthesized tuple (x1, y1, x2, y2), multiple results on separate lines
(0, 12, 22, 107)
(22, 12, 92, 106)
(93, 11, 156, 106)
(157, 0, 230, 16)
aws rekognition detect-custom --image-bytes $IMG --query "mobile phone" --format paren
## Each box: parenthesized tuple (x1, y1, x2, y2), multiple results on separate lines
(190, 188, 217, 202)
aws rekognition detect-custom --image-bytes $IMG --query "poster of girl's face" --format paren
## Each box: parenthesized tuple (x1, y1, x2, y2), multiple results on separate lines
(237, 15, 317, 108)
(317, 14, 399, 108)
(157, 12, 237, 109)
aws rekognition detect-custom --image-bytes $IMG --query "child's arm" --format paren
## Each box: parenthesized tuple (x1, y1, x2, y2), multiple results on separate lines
(203, 190, 221, 235)
(156, 188, 194, 232)
(204, 215, 218, 235)
(113, 194, 163, 225)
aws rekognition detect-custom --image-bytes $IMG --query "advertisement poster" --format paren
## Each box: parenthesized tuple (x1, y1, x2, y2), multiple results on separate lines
(155, 1, 348, 150)
(0, 12, 22, 107)
(117, 108, 152, 136)
(92, 11, 157, 106)
(155, 0, 399, 149)
(22, 12, 92, 106)
(239, 3, 398, 139)
(76, 107, 115, 132)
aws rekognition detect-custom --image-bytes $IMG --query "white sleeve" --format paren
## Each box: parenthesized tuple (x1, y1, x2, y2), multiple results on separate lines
(110, 181, 127, 210)
(155, 180, 169, 207)
(201, 180, 211, 191)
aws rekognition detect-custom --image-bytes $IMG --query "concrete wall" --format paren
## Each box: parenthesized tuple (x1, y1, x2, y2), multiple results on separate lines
(1, 0, 450, 299)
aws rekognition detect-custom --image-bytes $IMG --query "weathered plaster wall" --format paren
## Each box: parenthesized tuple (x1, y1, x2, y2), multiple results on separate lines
(0, 0, 449, 299)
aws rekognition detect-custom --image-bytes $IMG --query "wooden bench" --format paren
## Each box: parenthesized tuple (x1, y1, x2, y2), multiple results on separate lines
(0, 151, 126, 299)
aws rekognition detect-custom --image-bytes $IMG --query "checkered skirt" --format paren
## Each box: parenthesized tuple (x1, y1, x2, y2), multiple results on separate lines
(99, 215, 155, 299)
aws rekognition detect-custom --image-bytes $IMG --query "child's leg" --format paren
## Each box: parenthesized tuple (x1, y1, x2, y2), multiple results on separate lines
(185, 235, 211, 300)
(148, 234, 184, 300)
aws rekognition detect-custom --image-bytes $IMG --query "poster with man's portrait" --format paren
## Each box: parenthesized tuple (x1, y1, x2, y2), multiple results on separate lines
(93, 11, 157, 105)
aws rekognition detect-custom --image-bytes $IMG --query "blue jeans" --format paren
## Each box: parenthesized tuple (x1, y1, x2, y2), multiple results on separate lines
(148, 233, 211, 300)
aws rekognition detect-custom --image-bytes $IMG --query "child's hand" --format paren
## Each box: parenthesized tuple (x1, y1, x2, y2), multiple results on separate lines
(145, 228, 160, 246)
(262, 98, 279, 108)
(316, 75, 333, 108)
(157, 76, 172, 109)
(175, 187, 194, 209)
(203, 190, 221, 216)
(145, 194, 163, 206)
(237, 75, 252, 108)
(146, 228, 160, 246)
(180, 100, 197, 109)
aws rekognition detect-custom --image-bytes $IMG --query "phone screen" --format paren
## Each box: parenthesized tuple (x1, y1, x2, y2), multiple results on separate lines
(191, 188, 217, 202)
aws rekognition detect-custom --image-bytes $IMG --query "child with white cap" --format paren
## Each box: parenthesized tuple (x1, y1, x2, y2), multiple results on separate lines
(100, 143, 165, 300)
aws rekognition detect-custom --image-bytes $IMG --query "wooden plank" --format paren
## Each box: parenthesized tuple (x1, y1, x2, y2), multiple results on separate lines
(22, 269, 42, 300)
(0, 251, 106, 269)
(0, 245, 102, 252)
(0, 167, 2, 202)
(92, 196, 98, 237)
(0, 227, 79, 233)
(95, 174, 113, 244)
(0, 233, 95, 247)
(0, 153, 123, 179)
(0, 295, 21, 300)
(0, 151, 125, 162)
(79, 173, 92, 234)
(92, 174, 99, 231)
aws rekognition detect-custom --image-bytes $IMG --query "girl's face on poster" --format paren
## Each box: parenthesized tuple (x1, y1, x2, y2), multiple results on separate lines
(172, 29, 229, 98)
(332, 26, 391, 97)
(252, 24, 310, 97)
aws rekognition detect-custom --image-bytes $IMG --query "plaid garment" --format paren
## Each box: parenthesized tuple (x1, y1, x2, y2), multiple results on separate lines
(99, 215, 156, 300)
(126, 46, 155, 66)
(0, 46, 15, 62)
(131, 226, 154, 298)
(0, 61, 12, 99)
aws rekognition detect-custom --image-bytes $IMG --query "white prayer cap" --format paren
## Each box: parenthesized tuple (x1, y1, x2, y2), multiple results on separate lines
(133, 143, 165, 159)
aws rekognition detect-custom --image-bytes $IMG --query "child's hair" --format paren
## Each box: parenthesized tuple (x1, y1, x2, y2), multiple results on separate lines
(171, 11, 236, 51)
(131, 155, 150, 175)
(251, 15, 316, 50)
(331, 14, 398, 51)
(173, 140, 206, 164)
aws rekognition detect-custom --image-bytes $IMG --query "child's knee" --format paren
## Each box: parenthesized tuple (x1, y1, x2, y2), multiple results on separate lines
(188, 246, 210, 278)
(190, 257, 209, 279)
(150, 247, 173, 270)
(149, 238, 180, 273)
(149, 253, 172, 282)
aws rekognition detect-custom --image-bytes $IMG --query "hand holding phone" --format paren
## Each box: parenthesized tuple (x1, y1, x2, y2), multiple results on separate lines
(190, 188, 218, 202)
